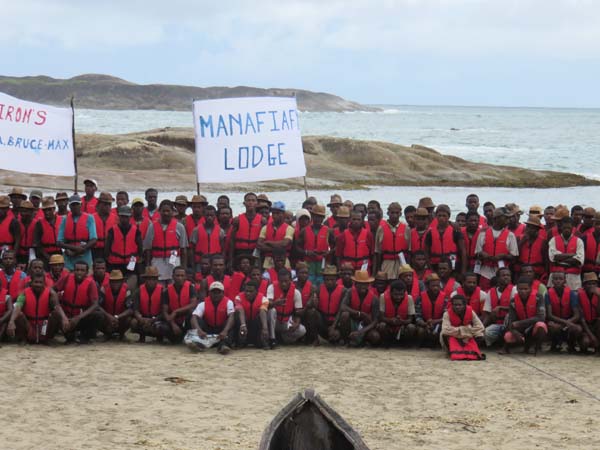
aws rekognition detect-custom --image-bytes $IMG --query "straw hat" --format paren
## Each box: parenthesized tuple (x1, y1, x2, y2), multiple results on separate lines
(415, 207, 429, 217)
(374, 271, 388, 281)
(49, 254, 65, 265)
(109, 270, 124, 281)
(141, 266, 159, 278)
(551, 207, 570, 221)
(418, 197, 435, 209)
(55, 192, 69, 201)
(398, 264, 414, 276)
(19, 200, 34, 210)
(8, 187, 26, 199)
(425, 273, 441, 283)
(41, 197, 56, 210)
(582, 272, 598, 284)
(190, 194, 208, 205)
(327, 194, 343, 207)
(524, 215, 543, 228)
(322, 265, 338, 276)
(0, 196, 10, 208)
(257, 194, 272, 207)
(174, 195, 189, 206)
(311, 204, 326, 216)
(336, 206, 350, 218)
(505, 203, 522, 216)
(98, 192, 113, 204)
(351, 270, 375, 283)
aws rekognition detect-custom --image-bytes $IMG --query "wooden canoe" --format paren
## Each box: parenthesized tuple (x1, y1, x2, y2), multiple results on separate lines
(259, 389, 370, 450)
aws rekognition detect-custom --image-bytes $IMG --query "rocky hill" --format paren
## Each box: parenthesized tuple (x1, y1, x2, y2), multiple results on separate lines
(0, 74, 378, 112)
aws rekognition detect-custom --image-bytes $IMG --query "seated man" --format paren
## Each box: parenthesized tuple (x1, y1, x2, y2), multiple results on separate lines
(7, 272, 70, 344)
(199, 255, 232, 300)
(577, 272, 600, 353)
(482, 267, 514, 347)
(0, 249, 26, 301)
(0, 277, 12, 340)
(234, 281, 269, 349)
(545, 270, 581, 352)
(130, 266, 164, 342)
(160, 266, 198, 343)
(415, 273, 447, 346)
(266, 269, 306, 347)
(54, 260, 101, 343)
(441, 294, 485, 359)
(454, 272, 486, 316)
(187, 281, 235, 354)
(47, 254, 69, 286)
(503, 277, 547, 355)
(398, 264, 422, 302)
(338, 270, 380, 346)
(377, 280, 416, 346)
(98, 270, 133, 340)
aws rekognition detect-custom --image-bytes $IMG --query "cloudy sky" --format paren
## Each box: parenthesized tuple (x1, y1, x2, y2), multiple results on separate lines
(2, 0, 599, 107)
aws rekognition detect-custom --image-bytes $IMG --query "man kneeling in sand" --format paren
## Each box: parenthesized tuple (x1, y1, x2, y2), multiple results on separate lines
(186, 282, 235, 354)
(441, 295, 485, 360)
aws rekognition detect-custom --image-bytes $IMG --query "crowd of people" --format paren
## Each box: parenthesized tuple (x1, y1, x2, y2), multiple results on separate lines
(0, 177, 599, 358)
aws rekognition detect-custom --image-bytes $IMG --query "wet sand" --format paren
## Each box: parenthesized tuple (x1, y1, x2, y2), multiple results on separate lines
(2, 343, 600, 449)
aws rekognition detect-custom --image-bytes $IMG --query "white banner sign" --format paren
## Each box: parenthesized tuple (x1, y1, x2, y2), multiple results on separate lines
(0, 92, 75, 176)
(193, 96, 306, 183)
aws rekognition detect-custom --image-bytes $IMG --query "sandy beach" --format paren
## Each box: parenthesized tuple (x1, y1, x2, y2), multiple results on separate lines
(2, 342, 599, 450)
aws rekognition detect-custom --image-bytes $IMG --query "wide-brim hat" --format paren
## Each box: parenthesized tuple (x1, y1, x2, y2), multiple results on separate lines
(311, 204, 326, 216)
(528, 205, 543, 215)
(505, 203, 523, 216)
(336, 206, 350, 218)
(98, 191, 113, 204)
(582, 272, 598, 284)
(583, 207, 596, 217)
(8, 187, 26, 199)
(141, 266, 159, 278)
(418, 197, 435, 209)
(322, 265, 338, 276)
(525, 215, 543, 228)
(19, 200, 34, 210)
(415, 207, 430, 217)
(398, 264, 414, 276)
(109, 269, 124, 281)
(174, 195, 189, 206)
(0, 196, 10, 208)
(351, 270, 375, 283)
(257, 194, 272, 207)
(55, 192, 69, 201)
(49, 254, 65, 265)
(425, 273, 441, 283)
(551, 207, 570, 221)
(327, 194, 343, 207)
(190, 194, 208, 205)
(41, 197, 56, 209)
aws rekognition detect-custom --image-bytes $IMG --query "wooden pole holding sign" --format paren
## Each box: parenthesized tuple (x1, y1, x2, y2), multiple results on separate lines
(70, 96, 79, 194)
(303, 177, 309, 199)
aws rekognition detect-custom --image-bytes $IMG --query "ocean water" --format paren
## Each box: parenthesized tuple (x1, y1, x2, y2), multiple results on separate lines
(72, 105, 600, 215)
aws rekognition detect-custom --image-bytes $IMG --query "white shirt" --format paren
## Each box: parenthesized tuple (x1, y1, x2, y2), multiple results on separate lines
(475, 228, 519, 280)
(192, 299, 235, 317)
(266, 284, 303, 309)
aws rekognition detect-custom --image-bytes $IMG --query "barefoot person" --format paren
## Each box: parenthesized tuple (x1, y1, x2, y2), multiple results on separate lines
(160, 266, 197, 343)
(482, 267, 514, 347)
(266, 269, 306, 347)
(338, 270, 380, 346)
(415, 273, 447, 346)
(441, 294, 485, 359)
(545, 271, 581, 352)
(130, 266, 164, 342)
(377, 280, 416, 346)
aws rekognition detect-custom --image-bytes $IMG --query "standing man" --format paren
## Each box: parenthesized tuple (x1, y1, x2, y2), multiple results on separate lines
(424, 205, 466, 274)
(92, 192, 117, 260)
(184, 195, 207, 240)
(33, 197, 63, 266)
(0, 195, 21, 253)
(106, 205, 143, 288)
(257, 201, 293, 270)
(548, 217, 584, 289)
(337, 210, 374, 273)
(8, 188, 27, 215)
(57, 195, 97, 271)
(190, 205, 225, 270)
(374, 202, 411, 278)
(173, 195, 189, 223)
(326, 194, 343, 228)
(131, 198, 151, 240)
(231, 192, 265, 260)
(28, 189, 44, 221)
(516, 216, 547, 281)
(81, 179, 99, 214)
(462, 211, 482, 272)
(143, 188, 159, 221)
(143, 200, 188, 284)
(55, 192, 69, 216)
(465, 193, 487, 227)
(17, 201, 36, 265)
(295, 204, 331, 286)
(410, 208, 430, 257)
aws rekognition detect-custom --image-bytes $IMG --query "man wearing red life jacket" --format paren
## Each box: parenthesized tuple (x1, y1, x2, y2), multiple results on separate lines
(294, 204, 332, 286)
(184, 195, 207, 245)
(257, 201, 294, 271)
(130, 198, 151, 241)
(17, 259, 53, 293)
(55, 192, 69, 217)
(199, 255, 234, 300)
(160, 266, 198, 342)
(81, 179, 99, 214)
(545, 271, 581, 352)
(437, 258, 461, 300)
(33, 197, 63, 267)
(0, 250, 27, 301)
(338, 270, 380, 346)
(581, 211, 600, 274)
(515, 216, 548, 281)
(411, 250, 431, 282)
(8, 187, 27, 215)
(465, 194, 488, 228)
(475, 207, 518, 291)
(217, 205, 234, 268)
(130, 266, 164, 342)
(374, 202, 411, 279)
(188, 281, 235, 354)
(234, 280, 270, 349)
(98, 270, 133, 340)
(506, 203, 526, 241)
(398, 264, 423, 302)
(481, 267, 514, 346)
(502, 277, 547, 354)
(27, 189, 44, 222)
(143, 200, 188, 283)
(542, 205, 561, 242)
(54, 260, 101, 343)
(92, 192, 117, 260)
(295, 262, 316, 317)
(6, 273, 70, 344)
(454, 272, 486, 317)
(105, 205, 143, 286)
(410, 208, 430, 258)
(142, 188, 159, 222)
(325, 194, 343, 229)
(576, 207, 595, 238)
(548, 215, 584, 290)
(231, 192, 265, 260)
(415, 273, 448, 346)
(47, 254, 69, 287)
(377, 279, 417, 346)
(441, 294, 485, 359)
(92, 259, 109, 293)
(57, 194, 98, 271)
(190, 205, 225, 271)
(520, 265, 548, 298)
(173, 195, 189, 224)
(577, 272, 600, 354)
(424, 204, 466, 274)
(462, 211, 482, 272)
(16, 200, 36, 266)
(337, 211, 374, 273)
(228, 254, 252, 299)
(0, 195, 21, 254)
(266, 269, 305, 348)
(0, 274, 12, 340)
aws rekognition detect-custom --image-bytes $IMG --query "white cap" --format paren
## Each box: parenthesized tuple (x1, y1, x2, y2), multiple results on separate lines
(296, 208, 311, 221)
(83, 178, 98, 188)
(209, 281, 225, 292)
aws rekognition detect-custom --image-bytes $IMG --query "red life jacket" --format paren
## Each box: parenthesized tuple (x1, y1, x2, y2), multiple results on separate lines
(63, 213, 90, 244)
(447, 306, 483, 360)
(419, 290, 446, 321)
(448, 305, 473, 327)
(38, 216, 63, 255)
(194, 223, 222, 262)
(406, 272, 420, 300)
(203, 296, 230, 328)
(551, 235, 581, 274)
(325, 216, 337, 228)
(583, 233, 600, 273)
(350, 287, 376, 315)
(229, 272, 246, 298)
(489, 284, 513, 324)
(61, 275, 93, 317)
(542, 226, 560, 242)
(206, 275, 232, 299)
(383, 290, 409, 320)
(151, 219, 179, 258)
(139, 284, 163, 318)
(273, 281, 297, 323)
(266, 268, 279, 285)
(167, 281, 192, 323)
(0, 216, 16, 249)
(18, 220, 35, 257)
(298, 280, 313, 308)
(513, 291, 539, 320)
(93, 213, 116, 249)
(456, 286, 483, 316)
(578, 288, 599, 323)
(318, 284, 345, 323)
(441, 278, 457, 299)
(47, 269, 69, 286)
(0, 269, 24, 300)
(341, 228, 371, 270)
(303, 225, 329, 262)
(103, 283, 128, 315)
(107, 224, 138, 265)
(0, 288, 8, 316)
(185, 215, 205, 242)
(222, 225, 233, 257)
(428, 226, 457, 264)
(461, 227, 481, 269)
(130, 216, 150, 240)
(142, 208, 159, 222)
(482, 228, 510, 267)
(258, 279, 268, 295)
(81, 196, 98, 214)
(410, 228, 427, 255)
(517, 235, 545, 276)
(23, 287, 51, 331)
(263, 222, 290, 258)
(234, 213, 262, 250)
(238, 292, 264, 321)
(547, 287, 572, 319)
(380, 222, 408, 260)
